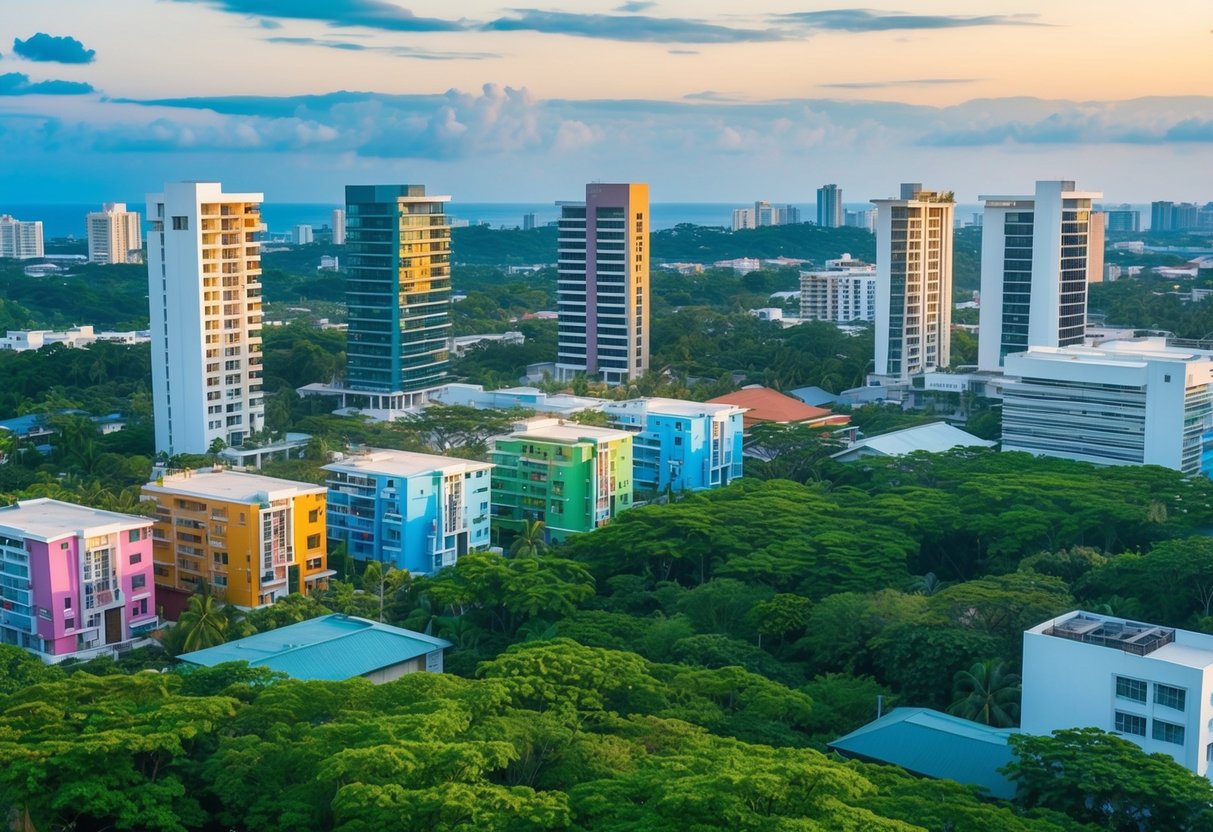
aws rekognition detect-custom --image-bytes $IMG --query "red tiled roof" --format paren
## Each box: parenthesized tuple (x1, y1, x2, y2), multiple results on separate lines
(707, 386, 847, 426)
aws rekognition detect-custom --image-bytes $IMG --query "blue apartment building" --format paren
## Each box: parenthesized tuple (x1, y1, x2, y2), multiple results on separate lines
(603, 398, 745, 499)
(323, 449, 492, 573)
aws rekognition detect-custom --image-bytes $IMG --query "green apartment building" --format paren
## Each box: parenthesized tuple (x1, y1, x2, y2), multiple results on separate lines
(490, 418, 633, 544)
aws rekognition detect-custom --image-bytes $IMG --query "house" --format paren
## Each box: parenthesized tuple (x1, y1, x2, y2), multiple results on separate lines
(323, 449, 492, 573)
(707, 385, 850, 430)
(0, 499, 157, 663)
(177, 613, 452, 682)
(831, 422, 995, 462)
(1022, 610, 1213, 778)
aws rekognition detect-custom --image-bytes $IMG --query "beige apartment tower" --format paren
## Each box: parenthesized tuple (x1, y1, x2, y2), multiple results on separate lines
(87, 203, 143, 264)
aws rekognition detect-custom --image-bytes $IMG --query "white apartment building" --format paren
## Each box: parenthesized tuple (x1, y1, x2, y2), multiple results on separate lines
(800, 254, 877, 323)
(87, 203, 142, 264)
(1002, 339, 1213, 474)
(732, 208, 756, 231)
(0, 325, 149, 352)
(978, 181, 1104, 372)
(872, 183, 954, 382)
(293, 224, 313, 245)
(146, 182, 265, 455)
(1023, 611, 1213, 778)
(331, 208, 346, 245)
(556, 183, 649, 385)
(0, 215, 44, 260)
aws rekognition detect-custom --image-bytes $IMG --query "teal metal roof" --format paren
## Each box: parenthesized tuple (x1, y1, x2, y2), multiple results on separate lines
(178, 614, 452, 681)
(829, 707, 1019, 799)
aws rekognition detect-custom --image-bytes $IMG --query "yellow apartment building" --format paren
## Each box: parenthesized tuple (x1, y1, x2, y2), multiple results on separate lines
(143, 468, 331, 609)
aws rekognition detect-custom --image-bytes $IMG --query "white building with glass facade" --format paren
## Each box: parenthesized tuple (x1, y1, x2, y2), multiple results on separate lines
(1001, 338, 1213, 475)
(1023, 611, 1213, 778)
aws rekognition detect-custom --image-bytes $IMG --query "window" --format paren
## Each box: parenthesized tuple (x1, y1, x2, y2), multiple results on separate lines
(308, 509, 320, 523)
(172, 216, 189, 231)
(64, 618, 74, 630)
(131, 575, 146, 590)
(1114, 711, 1146, 736)
(306, 557, 323, 570)
(128, 529, 141, 543)
(1153, 719, 1185, 745)
(1155, 684, 1186, 711)
(1116, 676, 1147, 703)
(129, 553, 142, 565)
(307, 533, 321, 550)
(63, 597, 72, 610)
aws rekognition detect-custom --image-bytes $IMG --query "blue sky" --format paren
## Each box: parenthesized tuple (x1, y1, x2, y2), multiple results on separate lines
(1, 0, 1211, 204)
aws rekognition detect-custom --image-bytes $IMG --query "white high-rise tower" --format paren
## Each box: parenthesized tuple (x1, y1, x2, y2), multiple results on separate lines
(147, 182, 265, 455)
(87, 203, 142, 264)
(978, 180, 1104, 372)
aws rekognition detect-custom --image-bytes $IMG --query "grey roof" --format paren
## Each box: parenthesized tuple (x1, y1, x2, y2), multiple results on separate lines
(833, 422, 994, 461)
(788, 386, 837, 407)
(829, 707, 1018, 799)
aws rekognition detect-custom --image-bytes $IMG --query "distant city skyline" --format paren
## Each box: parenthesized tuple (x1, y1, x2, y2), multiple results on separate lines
(1, 1, 1211, 203)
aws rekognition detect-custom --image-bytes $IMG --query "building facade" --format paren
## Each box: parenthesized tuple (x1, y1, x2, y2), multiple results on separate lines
(146, 182, 265, 455)
(490, 418, 633, 543)
(555, 183, 650, 385)
(0, 214, 44, 260)
(1023, 611, 1213, 779)
(323, 449, 492, 574)
(1102, 205, 1141, 233)
(143, 469, 329, 609)
(0, 498, 156, 662)
(1001, 339, 1213, 474)
(978, 181, 1103, 372)
(800, 254, 877, 323)
(872, 183, 954, 381)
(87, 203, 142, 264)
(331, 208, 346, 245)
(344, 185, 452, 407)
(817, 184, 843, 228)
(293, 224, 313, 245)
(602, 398, 744, 499)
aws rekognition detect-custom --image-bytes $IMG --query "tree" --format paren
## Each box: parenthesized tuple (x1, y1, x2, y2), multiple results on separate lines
(509, 519, 548, 558)
(172, 590, 230, 654)
(947, 659, 1021, 727)
(1005, 727, 1213, 831)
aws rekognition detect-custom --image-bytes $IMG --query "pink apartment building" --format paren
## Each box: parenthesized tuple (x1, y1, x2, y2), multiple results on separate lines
(0, 498, 157, 662)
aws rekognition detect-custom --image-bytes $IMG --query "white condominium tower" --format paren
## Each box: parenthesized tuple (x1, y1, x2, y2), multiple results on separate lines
(872, 183, 954, 381)
(978, 180, 1104, 372)
(556, 183, 650, 385)
(87, 203, 142, 264)
(147, 182, 265, 456)
(0, 215, 44, 260)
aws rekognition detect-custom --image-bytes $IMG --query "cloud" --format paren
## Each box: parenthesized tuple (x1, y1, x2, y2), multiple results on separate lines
(175, 0, 467, 31)
(668, 48, 699, 55)
(821, 78, 979, 90)
(779, 9, 1046, 32)
(484, 10, 784, 43)
(0, 72, 93, 95)
(265, 36, 497, 60)
(683, 91, 744, 102)
(616, 1, 657, 11)
(11, 33, 96, 64)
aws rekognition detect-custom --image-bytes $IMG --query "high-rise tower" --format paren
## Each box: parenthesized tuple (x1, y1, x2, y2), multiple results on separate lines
(817, 184, 843, 228)
(555, 183, 649, 385)
(87, 203, 142, 264)
(872, 183, 954, 381)
(147, 182, 265, 455)
(344, 185, 451, 408)
(977, 180, 1103, 372)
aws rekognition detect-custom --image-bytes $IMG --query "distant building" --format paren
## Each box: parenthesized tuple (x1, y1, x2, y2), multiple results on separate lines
(143, 468, 330, 610)
(490, 418, 633, 543)
(0, 498, 157, 663)
(555, 183, 650, 385)
(714, 257, 762, 274)
(318, 254, 339, 271)
(731, 208, 755, 231)
(293, 224, 314, 245)
(331, 208, 346, 245)
(522, 212, 538, 230)
(179, 614, 452, 682)
(800, 253, 877, 323)
(0, 325, 149, 352)
(603, 398, 745, 498)
(449, 331, 525, 357)
(978, 180, 1104, 372)
(0, 214, 44, 259)
(1023, 610, 1213, 779)
(817, 184, 843, 228)
(1101, 204, 1141, 233)
(323, 449, 492, 573)
(707, 385, 849, 429)
(844, 208, 875, 232)
(873, 183, 954, 382)
(779, 205, 802, 225)
(86, 203, 142, 264)
(146, 182, 265, 455)
(1001, 339, 1213, 475)
(429, 383, 605, 415)
(831, 422, 995, 462)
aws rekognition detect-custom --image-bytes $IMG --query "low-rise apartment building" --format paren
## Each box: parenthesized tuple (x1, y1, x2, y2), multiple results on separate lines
(323, 449, 492, 574)
(143, 469, 329, 609)
(0, 499, 156, 662)
(490, 418, 633, 543)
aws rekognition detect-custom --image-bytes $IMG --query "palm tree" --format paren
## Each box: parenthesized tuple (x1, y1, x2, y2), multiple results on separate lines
(509, 520, 548, 558)
(175, 591, 229, 654)
(948, 659, 1021, 727)
(909, 572, 943, 596)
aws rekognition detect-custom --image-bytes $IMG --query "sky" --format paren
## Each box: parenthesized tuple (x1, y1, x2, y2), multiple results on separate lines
(0, 0, 1211, 205)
